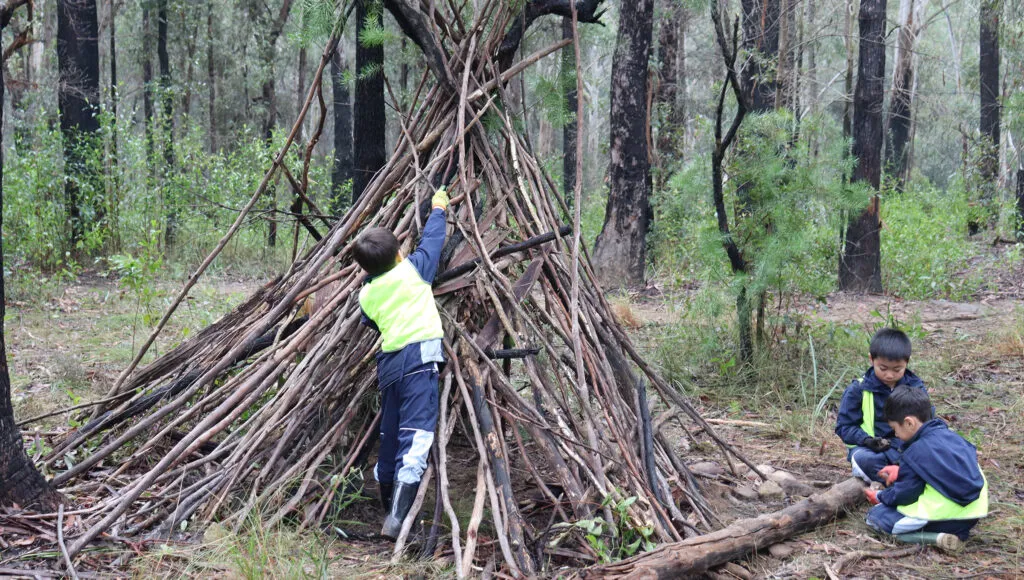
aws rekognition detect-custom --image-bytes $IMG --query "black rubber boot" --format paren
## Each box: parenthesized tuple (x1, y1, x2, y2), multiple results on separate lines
(381, 481, 418, 540)
(378, 482, 394, 512)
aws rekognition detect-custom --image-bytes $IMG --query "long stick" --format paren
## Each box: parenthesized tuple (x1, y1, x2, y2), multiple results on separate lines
(57, 504, 79, 580)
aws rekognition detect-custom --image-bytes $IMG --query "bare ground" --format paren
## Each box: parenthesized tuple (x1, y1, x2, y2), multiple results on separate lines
(4, 274, 1024, 578)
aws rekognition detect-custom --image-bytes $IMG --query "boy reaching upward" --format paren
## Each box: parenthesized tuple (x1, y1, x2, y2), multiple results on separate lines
(353, 186, 453, 540)
(836, 328, 928, 483)
(864, 386, 988, 550)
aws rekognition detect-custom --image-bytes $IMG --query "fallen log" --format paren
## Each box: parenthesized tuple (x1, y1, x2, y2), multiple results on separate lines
(582, 478, 867, 579)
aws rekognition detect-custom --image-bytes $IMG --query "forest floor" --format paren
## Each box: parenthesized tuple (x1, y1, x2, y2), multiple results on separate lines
(4, 269, 1024, 579)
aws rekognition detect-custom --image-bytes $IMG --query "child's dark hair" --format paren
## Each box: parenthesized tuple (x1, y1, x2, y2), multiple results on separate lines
(883, 386, 933, 424)
(869, 328, 912, 362)
(353, 228, 400, 276)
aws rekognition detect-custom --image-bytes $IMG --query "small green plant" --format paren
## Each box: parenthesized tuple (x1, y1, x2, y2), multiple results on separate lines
(108, 224, 165, 350)
(549, 494, 656, 563)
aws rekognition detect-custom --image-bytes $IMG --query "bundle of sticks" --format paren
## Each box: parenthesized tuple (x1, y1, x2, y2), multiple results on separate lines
(37, 0, 759, 574)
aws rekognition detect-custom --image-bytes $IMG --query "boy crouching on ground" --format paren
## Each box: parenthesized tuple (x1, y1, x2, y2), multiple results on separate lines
(353, 186, 453, 540)
(836, 328, 927, 483)
(864, 386, 988, 550)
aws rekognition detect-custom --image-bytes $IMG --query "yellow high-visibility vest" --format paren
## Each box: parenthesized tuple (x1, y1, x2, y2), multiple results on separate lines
(359, 260, 444, 352)
(897, 472, 989, 521)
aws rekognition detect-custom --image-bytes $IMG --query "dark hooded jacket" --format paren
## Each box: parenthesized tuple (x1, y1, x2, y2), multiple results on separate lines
(877, 418, 985, 509)
(835, 367, 926, 450)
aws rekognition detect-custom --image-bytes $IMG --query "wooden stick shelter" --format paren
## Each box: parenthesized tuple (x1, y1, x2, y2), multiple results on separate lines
(33, 0, 763, 573)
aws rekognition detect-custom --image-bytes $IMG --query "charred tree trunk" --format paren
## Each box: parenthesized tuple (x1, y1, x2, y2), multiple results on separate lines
(561, 16, 578, 204)
(839, 0, 886, 293)
(655, 0, 680, 182)
(592, 0, 655, 287)
(885, 0, 917, 190)
(352, 0, 386, 204)
(58, 0, 101, 250)
(1, 3, 59, 508)
(331, 43, 353, 213)
(584, 479, 867, 578)
(842, 0, 855, 140)
(740, 0, 781, 112)
(207, 0, 216, 153)
(157, 0, 176, 248)
(979, 0, 1000, 204)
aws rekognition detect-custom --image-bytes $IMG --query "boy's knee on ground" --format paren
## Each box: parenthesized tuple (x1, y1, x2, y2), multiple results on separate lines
(850, 447, 894, 483)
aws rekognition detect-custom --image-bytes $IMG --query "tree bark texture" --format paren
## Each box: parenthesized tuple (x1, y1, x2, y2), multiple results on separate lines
(142, 6, 154, 160)
(1017, 168, 1024, 238)
(297, 47, 307, 141)
(842, 0, 855, 140)
(583, 478, 867, 578)
(592, 0, 654, 287)
(885, 0, 917, 189)
(655, 0, 681, 175)
(331, 43, 353, 213)
(979, 0, 1000, 189)
(741, 0, 781, 112)
(353, 0, 385, 204)
(158, 0, 177, 247)
(0, 28, 59, 508)
(839, 0, 885, 293)
(207, 0, 217, 153)
(775, 0, 797, 111)
(561, 16, 578, 203)
(57, 0, 102, 249)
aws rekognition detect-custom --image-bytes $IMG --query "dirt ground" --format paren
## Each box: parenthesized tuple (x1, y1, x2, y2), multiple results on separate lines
(5, 273, 1024, 579)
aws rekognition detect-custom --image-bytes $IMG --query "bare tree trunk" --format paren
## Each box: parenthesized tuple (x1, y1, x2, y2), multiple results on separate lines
(297, 47, 307, 141)
(562, 16, 577, 203)
(741, 0, 781, 112)
(592, 0, 655, 287)
(207, 0, 216, 153)
(655, 0, 680, 183)
(331, 43, 353, 213)
(1, 6, 60, 508)
(258, 0, 294, 248)
(804, 0, 817, 116)
(839, 0, 886, 293)
(157, 0, 176, 248)
(58, 0, 102, 250)
(775, 0, 797, 111)
(1017, 167, 1024, 238)
(107, 0, 120, 251)
(842, 0, 856, 140)
(142, 6, 154, 161)
(979, 0, 1001, 205)
(352, 0, 385, 203)
(584, 479, 867, 578)
(885, 0, 917, 190)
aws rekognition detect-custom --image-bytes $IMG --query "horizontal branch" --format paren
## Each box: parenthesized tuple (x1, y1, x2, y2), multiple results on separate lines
(434, 224, 572, 285)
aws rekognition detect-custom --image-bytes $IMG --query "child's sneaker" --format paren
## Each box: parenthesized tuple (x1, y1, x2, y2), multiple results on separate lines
(934, 532, 963, 553)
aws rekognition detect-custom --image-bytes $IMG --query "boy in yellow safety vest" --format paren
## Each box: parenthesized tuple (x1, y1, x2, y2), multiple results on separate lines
(864, 386, 988, 550)
(835, 328, 928, 484)
(353, 186, 454, 540)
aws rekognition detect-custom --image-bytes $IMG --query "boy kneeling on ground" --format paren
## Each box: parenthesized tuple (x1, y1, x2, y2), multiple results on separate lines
(863, 386, 988, 550)
(836, 328, 928, 483)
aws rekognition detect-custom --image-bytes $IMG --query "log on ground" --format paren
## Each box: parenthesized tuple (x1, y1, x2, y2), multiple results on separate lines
(583, 478, 867, 579)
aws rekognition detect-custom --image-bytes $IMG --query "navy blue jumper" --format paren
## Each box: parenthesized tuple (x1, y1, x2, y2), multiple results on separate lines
(835, 368, 926, 483)
(867, 418, 985, 539)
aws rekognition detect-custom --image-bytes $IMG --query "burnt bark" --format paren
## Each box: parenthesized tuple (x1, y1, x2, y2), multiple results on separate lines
(842, 0, 855, 140)
(207, 0, 216, 153)
(1, 5, 60, 507)
(142, 5, 154, 160)
(157, 0, 177, 247)
(740, 0, 781, 112)
(330, 43, 353, 213)
(58, 0, 102, 250)
(352, 0, 385, 204)
(592, 0, 654, 287)
(655, 0, 682, 179)
(979, 0, 1000, 191)
(495, 0, 606, 72)
(561, 17, 577, 203)
(885, 0, 917, 189)
(839, 0, 885, 293)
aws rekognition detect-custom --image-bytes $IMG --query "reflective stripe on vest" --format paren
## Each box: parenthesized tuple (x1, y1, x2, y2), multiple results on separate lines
(359, 260, 444, 352)
(847, 382, 875, 449)
(897, 472, 989, 521)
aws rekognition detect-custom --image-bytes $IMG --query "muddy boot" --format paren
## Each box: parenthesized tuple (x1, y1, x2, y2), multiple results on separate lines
(381, 481, 418, 540)
(894, 531, 963, 552)
(378, 482, 394, 512)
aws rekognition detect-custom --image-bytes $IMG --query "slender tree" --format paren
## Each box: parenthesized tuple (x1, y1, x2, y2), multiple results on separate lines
(592, 0, 654, 286)
(979, 0, 1000, 199)
(142, 4, 154, 160)
(740, 0, 781, 113)
(561, 16, 578, 202)
(885, 0, 920, 189)
(157, 0, 177, 247)
(58, 0, 102, 249)
(0, 0, 59, 510)
(655, 0, 682, 180)
(207, 0, 216, 152)
(331, 42, 353, 212)
(352, 0, 385, 203)
(839, 0, 886, 293)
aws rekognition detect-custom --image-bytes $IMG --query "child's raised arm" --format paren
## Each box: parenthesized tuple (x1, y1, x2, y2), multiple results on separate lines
(408, 189, 449, 283)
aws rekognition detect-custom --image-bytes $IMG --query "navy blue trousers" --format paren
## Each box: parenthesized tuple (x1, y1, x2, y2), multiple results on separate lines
(375, 364, 439, 486)
(866, 504, 979, 540)
(848, 446, 901, 484)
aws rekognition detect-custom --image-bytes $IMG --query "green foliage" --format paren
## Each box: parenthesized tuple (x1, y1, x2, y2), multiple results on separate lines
(549, 493, 655, 563)
(881, 183, 983, 299)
